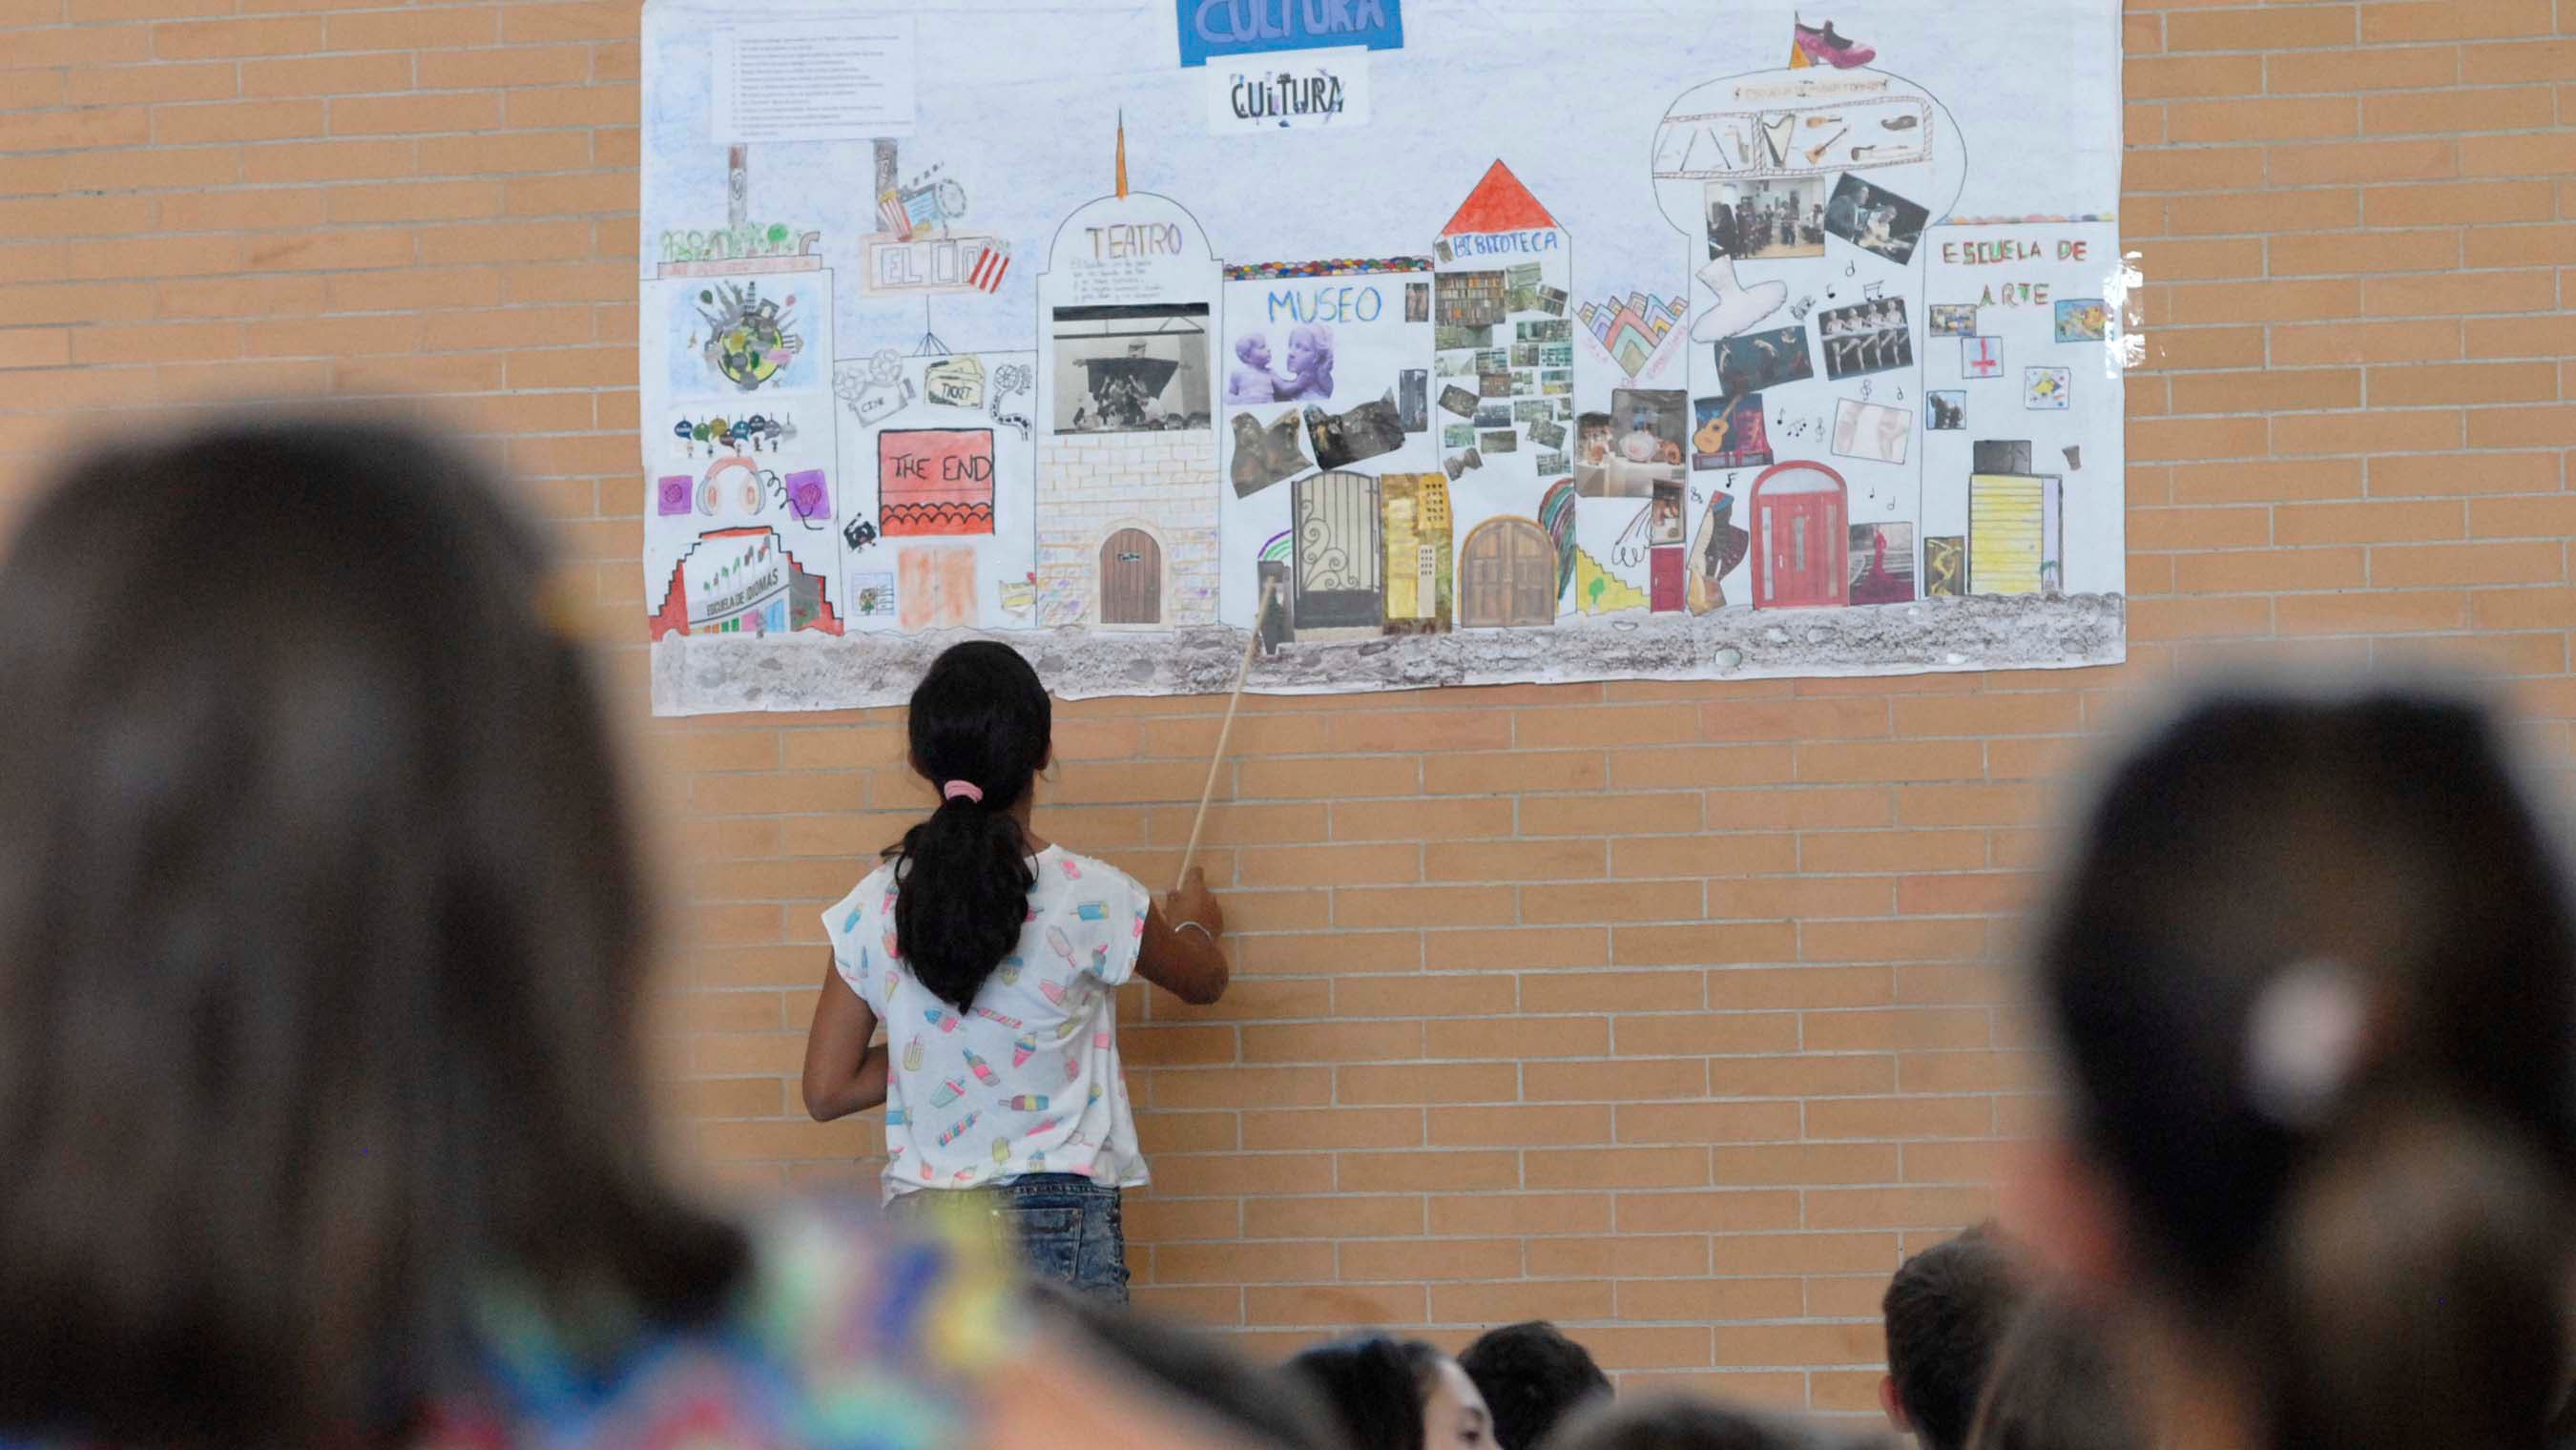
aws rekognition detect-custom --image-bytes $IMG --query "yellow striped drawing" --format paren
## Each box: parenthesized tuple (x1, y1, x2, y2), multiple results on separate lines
(1969, 473, 2046, 596)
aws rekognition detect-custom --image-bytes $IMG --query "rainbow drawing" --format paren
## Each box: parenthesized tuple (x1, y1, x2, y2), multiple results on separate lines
(1005, 1094, 1050, 1111)
(1012, 1033, 1038, 1067)
(936, 1110, 982, 1147)
(963, 1048, 998, 1087)
(929, 1076, 966, 1108)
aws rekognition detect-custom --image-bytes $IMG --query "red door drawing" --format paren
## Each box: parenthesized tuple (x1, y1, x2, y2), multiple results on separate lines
(1750, 461, 1850, 610)
(1459, 518, 1557, 628)
(1099, 528, 1161, 625)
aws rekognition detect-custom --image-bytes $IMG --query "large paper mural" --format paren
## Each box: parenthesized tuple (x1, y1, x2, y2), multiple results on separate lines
(641, 2, 2128, 714)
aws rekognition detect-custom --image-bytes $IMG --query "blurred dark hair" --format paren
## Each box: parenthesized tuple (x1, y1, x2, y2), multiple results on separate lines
(1962, 1293, 2144, 1450)
(1024, 1282, 1335, 1450)
(0, 417, 744, 1446)
(2032, 676, 2576, 1450)
(885, 640, 1049, 1011)
(1880, 1222, 2025, 1450)
(1459, 1320, 1612, 1450)
(1288, 1334, 1447, 1450)
(1546, 1394, 1889, 1450)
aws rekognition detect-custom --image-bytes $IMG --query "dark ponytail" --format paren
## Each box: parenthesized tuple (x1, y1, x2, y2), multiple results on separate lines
(887, 642, 1049, 1012)
(2033, 676, 2576, 1450)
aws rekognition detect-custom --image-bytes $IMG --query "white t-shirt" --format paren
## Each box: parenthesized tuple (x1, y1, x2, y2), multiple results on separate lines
(821, 845, 1153, 1204)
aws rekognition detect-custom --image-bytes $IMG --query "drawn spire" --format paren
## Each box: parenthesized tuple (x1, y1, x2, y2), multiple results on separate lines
(1114, 110, 1129, 198)
(1440, 161, 1559, 237)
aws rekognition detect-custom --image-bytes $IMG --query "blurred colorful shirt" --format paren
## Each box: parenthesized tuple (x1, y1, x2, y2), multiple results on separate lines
(416, 1197, 1016, 1450)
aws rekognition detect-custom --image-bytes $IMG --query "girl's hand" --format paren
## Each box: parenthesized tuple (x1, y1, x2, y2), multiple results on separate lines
(1166, 867, 1224, 940)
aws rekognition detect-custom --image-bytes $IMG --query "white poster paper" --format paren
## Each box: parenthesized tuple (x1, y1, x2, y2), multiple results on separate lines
(640, 0, 2128, 714)
(710, 16, 916, 143)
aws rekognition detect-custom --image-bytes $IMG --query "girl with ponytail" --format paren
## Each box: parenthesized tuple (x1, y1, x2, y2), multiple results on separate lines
(801, 641, 1231, 1303)
(2015, 673, 2576, 1450)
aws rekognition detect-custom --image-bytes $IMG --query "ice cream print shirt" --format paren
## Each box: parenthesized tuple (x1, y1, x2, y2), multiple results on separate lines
(824, 846, 1152, 1204)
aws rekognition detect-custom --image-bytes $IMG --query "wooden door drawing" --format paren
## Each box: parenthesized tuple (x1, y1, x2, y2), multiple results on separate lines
(1099, 528, 1161, 625)
(1750, 461, 1850, 610)
(1459, 517, 1557, 628)
(1293, 470, 1384, 629)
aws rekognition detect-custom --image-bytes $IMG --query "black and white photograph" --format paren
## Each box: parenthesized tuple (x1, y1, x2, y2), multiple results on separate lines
(1818, 299, 1914, 382)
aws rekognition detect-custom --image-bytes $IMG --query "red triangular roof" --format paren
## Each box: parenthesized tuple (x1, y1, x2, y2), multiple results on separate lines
(1440, 161, 1558, 237)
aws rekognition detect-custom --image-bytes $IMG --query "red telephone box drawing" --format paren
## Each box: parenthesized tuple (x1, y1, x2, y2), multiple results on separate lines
(1749, 461, 1850, 610)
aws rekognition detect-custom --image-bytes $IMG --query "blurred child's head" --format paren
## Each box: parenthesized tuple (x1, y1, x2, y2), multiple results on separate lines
(1024, 1283, 1335, 1450)
(1290, 1335, 1492, 1450)
(0, 414, 742, 1443)
(2023, 674, 2576, 1450)
(1458, 1320, 1611, 1450)
(1962, 1293, 2147, 1450)
(1548, 1393, 1888, 1450)
(891, 640, 1051, 1011)
(1879, 1222, 2025, 1450)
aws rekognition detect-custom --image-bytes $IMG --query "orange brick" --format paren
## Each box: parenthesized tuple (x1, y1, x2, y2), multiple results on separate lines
(2371, 541, 2564, 588)
(1242, 1284, 1423, 1328)
(2268, 137, 2457, 187)
(2362, 0, 2554, 41)
(2125, 53, 2262, 99)
(1613, 1102, 1803, 1147)
(66, 60, 239, 106)
(2467, 405, 2576, 450)
(240, 52, 415, 97)
(1421, 749, 1602, 795)
(324, 5, 499, 51)
(2371, 361, 2559, 406)
(2162, 187, 2358, 236)
(2366, 84, 2555, 135)
(2165, 96, 2356, 143)
(1526, 1146, 1711, 1189)
(418, 131, 594, 176)
(0, 105, 151, 153)
(329, 92, 501, 137)
(2175, 547, 2368, 594)
(418, 44, 590, 90)
(2274, 408, 2464, 457)
(2171, 367, 2362, 415)
(2367, 268, 2559, 318)
(1336, 1149, 1519, 1192)
(2270, 227, 2460, 276)
(2275, 589, 2469, 634)
(2461, 132, 2576, 179)
(2268, 44, 2460, 93)
(241, 138, 415, 183)
(2275, 498, 2464, 545)
(1807, 1096, 1993, 1140)
(157, 187, 330, 233)
(153, 15, 321, 58)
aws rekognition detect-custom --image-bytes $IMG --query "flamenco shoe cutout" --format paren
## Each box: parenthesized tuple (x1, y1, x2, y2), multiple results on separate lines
(1793, 15, 1877, 69)
(1692, 256, 1788, 343)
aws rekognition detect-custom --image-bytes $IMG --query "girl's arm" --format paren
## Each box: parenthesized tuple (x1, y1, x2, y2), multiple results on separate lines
(1134, 867, 1231, 1006)
(802, 953, 889, 1122)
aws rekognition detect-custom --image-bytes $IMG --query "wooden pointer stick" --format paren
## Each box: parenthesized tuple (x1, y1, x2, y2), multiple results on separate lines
(1175, 579, 1275, 893)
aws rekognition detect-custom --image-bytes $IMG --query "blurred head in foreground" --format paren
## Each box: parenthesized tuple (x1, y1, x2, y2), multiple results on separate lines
(1458, 1320, 1612, 1450)
(0, 416, 745, 1442)
(1290, 1335, 1493, 1450)
(1962, 1292, 2148, 1450)
(2019, 674, 2576, 1450)
(1878, 1222, 2025, 1450)
(1546, 1394, 1888, 1450)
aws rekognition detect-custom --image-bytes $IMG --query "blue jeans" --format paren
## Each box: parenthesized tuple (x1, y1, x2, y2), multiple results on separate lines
(889, 1174, 1130, 1306)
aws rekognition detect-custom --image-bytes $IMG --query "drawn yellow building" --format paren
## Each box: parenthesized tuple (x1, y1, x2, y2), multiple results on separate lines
(1966, 472, 2063, 595)
(1382, 474, 1453, 629)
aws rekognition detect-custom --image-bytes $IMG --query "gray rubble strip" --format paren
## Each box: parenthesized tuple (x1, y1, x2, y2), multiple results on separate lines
(650, 594, 2128, 715)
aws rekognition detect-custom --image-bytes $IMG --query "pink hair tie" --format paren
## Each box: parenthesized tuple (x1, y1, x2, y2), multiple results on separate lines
(942, 780, 985, 804)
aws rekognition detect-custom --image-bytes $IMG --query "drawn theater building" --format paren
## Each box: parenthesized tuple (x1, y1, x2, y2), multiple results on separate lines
(1033, 132, 1222, 631)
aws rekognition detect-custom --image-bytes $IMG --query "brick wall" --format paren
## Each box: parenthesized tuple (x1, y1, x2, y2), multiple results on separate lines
(2, 0, 2571, 1419)
(1039, 426, 1221, 627)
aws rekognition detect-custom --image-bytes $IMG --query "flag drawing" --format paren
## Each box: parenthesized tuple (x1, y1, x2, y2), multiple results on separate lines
(967, 241, 1011, 293)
